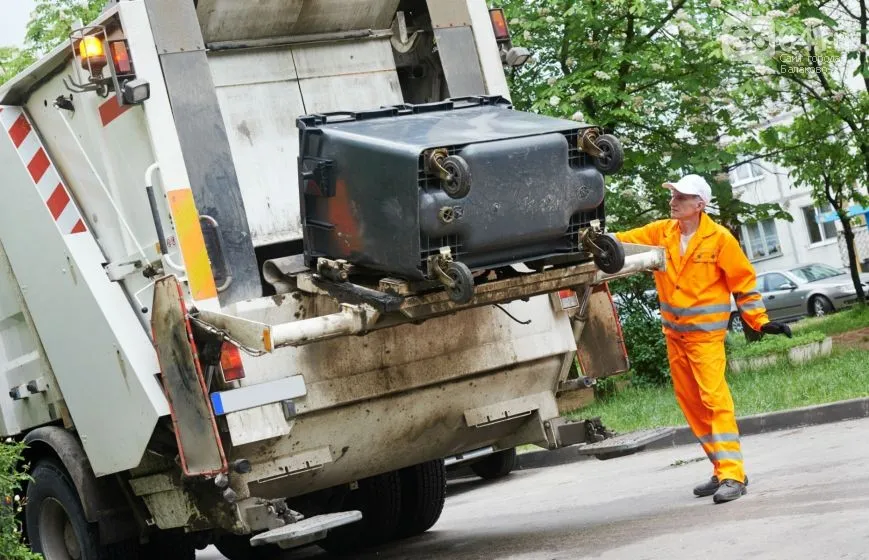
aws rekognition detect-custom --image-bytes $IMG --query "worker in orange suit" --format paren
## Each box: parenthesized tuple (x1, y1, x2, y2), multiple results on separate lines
(614, 174, 792, 503)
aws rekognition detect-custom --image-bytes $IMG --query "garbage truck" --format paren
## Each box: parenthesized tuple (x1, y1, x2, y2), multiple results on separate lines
(0, 0, 668, 558)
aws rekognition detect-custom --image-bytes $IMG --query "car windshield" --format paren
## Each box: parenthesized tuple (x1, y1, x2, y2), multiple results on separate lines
(789, 264, 843, 283)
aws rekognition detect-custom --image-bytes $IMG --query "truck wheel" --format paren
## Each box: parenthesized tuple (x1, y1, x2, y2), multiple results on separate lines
(25, 459, 101, 560)
(396, 459, 447, 538)
(214, 534, 279, 560)
(470, 448, 517, 480)
(319, 471, 402, 553)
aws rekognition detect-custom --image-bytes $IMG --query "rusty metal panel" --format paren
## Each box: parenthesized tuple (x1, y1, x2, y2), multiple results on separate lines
(196, 0, 399, 43)
(575, 284, 630, 378)
(431, 26, 486, 97)
(426, 0, 472, 28)
(208, 39, 401, 245)
(151, 275, 226, 476)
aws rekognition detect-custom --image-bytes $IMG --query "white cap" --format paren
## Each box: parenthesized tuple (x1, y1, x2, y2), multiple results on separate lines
(663, 174, 712, 204)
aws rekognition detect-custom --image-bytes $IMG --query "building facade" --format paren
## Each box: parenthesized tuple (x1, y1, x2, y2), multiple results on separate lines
(728, 160, 868, 274)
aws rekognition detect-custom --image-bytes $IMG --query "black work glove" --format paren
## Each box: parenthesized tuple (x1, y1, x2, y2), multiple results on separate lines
(761, 322, 792, 338)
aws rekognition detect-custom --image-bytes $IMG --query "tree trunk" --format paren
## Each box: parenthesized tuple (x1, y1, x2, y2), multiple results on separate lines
(839, 213, 867, 302)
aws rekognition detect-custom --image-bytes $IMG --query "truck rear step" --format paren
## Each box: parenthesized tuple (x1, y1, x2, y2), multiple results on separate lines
(249, 511, 363, 549)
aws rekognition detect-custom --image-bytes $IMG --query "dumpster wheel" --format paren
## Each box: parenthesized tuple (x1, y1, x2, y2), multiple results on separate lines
(445, 261, 474, 304)
(592, 134, 624, 175)
(589, 234, 625, 274)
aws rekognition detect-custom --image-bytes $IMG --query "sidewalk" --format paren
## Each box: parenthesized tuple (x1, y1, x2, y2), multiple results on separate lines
(516, 397, 869, 470)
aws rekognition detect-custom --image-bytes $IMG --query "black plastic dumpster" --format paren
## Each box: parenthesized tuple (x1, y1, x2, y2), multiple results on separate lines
(297, 96, 623, 303)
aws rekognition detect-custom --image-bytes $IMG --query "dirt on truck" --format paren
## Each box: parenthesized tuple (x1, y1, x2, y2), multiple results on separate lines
(0, 1, 667, 558)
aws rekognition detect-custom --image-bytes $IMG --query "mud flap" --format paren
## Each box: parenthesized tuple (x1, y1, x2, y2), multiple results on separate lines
(152, 275, 227, 476)
(574, 284, 629, 378)
(574, 427, 675, 460)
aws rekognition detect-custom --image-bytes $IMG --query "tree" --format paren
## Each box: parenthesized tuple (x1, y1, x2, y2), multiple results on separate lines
(0, 0, 107, 86)
(495, 0, 791, 242)
(731, 0, 869, 300)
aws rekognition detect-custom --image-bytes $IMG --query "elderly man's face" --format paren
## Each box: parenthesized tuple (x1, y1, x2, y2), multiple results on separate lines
(669, 189, 705, 220)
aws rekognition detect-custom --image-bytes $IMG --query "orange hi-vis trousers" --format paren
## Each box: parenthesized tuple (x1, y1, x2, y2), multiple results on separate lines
(666, 336, 745, 483)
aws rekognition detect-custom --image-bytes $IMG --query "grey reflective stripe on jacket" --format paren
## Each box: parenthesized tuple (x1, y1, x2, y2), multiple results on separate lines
(735, 290, 761, 303)
(662, 319, 730, 333)
(737, 299, 765, 311)
(659, 302, 732, 317)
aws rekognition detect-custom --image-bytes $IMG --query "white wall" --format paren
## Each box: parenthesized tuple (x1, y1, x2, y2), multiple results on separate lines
(731, 160, 845, 274)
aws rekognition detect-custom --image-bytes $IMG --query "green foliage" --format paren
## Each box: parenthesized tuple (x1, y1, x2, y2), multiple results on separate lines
(791, 305, 869, 337)
(611, 276, 670, 387)
(569, 348, 869, 432)
(726, 330, 827, 360)
(0, 442, 39, 560)
(494, 0, 790, 235)
(0, 0, 107, 86)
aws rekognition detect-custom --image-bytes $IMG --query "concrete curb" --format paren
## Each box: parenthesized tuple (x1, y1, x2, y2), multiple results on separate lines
(516, 397, 869, 471)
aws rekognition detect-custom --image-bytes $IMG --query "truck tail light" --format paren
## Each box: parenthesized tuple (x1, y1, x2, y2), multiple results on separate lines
(110, 40, 132, 74)
(489, 8, 510, 42)
(219, 342, 246, 382)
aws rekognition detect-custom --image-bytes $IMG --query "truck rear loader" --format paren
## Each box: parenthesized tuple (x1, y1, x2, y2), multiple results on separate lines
(0, 1, 666, 557)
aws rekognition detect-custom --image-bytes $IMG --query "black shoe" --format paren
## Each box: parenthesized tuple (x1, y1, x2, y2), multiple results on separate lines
(693, 476, 720, 497)
(713, 479, 747, 503)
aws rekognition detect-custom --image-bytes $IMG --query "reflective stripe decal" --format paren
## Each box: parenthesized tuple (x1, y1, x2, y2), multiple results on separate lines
(168, 189, 218, 301)
(662, 319, 729, 332)
(660, 302, 732, 317)
(735, 291, 761, 303)
(699, 432, 741, 444)
(708, 450, 743, 462)
(737, 299, 765, 311)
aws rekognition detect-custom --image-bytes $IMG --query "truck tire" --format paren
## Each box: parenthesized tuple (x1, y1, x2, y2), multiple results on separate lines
(214, 534, 279, 560)
(319, 470, 402, 554)
(470, 448, 517, 480)
(396, 459, 447, 538)
(26, 458, 102, 560)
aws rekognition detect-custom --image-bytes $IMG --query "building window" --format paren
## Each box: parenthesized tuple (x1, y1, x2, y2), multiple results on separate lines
(731, 161, 764, 185)
(740, 218, 781, 261)
(801, 204, 837, 244)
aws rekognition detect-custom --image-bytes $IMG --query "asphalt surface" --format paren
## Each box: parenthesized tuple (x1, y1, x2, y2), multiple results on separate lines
(199, 418, 869, 560)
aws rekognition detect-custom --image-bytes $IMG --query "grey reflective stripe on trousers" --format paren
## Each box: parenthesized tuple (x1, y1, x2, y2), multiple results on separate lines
(699, 432, 741, 444)
(662, 319, 730, 332)
(659, 302, 732, 317)
(707, 450, 743, 462)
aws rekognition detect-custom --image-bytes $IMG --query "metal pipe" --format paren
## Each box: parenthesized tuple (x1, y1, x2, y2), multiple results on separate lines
(444, 446, 496, 467)
(206, 29, 392, 51)
(593, 249, 665, 283)
(269, 304, 377, 350)
(144, 163, 186, 273)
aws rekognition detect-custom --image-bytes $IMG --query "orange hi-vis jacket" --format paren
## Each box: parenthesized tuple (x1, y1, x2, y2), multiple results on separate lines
(615, 213, 770, 341)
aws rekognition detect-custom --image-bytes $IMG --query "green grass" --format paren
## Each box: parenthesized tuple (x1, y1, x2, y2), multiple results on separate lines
(566, 349, 869, 433)
(726, 330, 827, 360)
(790, 304, 869, 337)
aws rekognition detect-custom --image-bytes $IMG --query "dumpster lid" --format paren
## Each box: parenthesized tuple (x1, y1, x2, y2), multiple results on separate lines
(297, 96, 587, 151)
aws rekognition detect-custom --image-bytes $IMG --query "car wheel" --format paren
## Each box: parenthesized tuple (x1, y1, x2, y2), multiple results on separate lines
(727, 312, 744, 334)
(809, 295, 833, 317)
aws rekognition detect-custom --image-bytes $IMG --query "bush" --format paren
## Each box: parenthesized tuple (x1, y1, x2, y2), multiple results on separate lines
(609, 275, 669, 387)
(0, 441, 39, 559)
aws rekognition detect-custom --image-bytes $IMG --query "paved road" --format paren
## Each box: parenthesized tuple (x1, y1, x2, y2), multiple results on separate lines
(199, 418, 869, 560)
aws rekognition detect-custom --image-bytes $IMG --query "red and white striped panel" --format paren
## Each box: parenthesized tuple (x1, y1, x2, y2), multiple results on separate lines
(0, 106, 87, 235)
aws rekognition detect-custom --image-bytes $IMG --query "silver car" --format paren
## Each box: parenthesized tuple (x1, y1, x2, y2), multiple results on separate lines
(728, 263, 869, 332)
